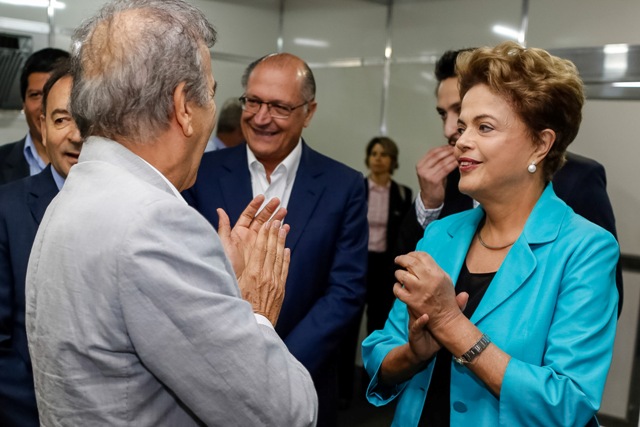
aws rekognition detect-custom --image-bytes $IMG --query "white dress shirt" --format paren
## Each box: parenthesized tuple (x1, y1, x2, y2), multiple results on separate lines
(247, 138, 302, 211)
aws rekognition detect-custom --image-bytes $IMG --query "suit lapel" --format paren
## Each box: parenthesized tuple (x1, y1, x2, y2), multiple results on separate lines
(2, 138, 29, 183)
(434, 209, 482, 286)
(470, 185, 565, 324)
(26, 166, 59, 225)
(284, 144, 325, 251)
(470, 239, 537, 324)
(219, 146, 253, 226)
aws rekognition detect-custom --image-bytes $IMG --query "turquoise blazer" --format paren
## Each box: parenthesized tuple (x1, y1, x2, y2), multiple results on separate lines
(362, 184, 619, 426)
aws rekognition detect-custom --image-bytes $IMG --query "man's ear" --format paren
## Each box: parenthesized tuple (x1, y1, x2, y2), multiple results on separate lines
(40, 114, 48, 149)
(303, 100, 317, 128)
(173, 82, 193, 137)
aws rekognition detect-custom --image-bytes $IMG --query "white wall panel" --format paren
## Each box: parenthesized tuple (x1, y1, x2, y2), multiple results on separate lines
(384, 62, 439, 194)
(392, 0, 520, 56)
(301, 65, 383, 174)
(193, 0, 279, 58)
(528, 0, 640, 49)
(578, 100, 640, 256)
(0, 2, 49, 23)
(283, 0, 387, 62)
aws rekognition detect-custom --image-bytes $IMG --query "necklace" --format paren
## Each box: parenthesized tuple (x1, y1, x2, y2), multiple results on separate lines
(477, 229, 515, 250)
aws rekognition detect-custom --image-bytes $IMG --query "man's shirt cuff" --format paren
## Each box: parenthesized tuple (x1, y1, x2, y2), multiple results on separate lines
(415, 194, 443, 230)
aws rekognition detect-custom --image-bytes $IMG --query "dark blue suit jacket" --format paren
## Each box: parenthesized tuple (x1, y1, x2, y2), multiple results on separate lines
(184, 142, 368, 376)
(397, 151, 623, 314)
(0, 138, 30, 186)
(0, 165, 58, 426)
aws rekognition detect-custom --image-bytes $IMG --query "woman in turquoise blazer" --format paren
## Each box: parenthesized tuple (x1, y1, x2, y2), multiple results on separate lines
(362, 42, 619, 426)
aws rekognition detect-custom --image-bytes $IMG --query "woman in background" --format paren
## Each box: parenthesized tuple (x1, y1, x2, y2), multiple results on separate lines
(338, 136, 412, 409)
(362, 42, 618, 426)
(363, 136, 413, 334)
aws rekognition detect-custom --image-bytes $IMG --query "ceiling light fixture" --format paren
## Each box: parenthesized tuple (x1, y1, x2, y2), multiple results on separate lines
(612, 82, 640, 88)
(604, 44, 629, 55)
(293, 38, 329, 48)
(492, 24, 519, 41)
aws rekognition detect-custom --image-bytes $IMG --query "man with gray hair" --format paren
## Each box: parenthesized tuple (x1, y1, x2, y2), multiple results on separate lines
(205, 97, 245, 151)
(24, 0, 317, 425)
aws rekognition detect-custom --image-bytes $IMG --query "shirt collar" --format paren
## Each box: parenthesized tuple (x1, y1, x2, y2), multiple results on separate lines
(246, 138, 303, 179)
(368, 177, 391, 191)
(50, 165, 66, 191)
(23, 132, 48, 173)
(138, 157, 187, 204)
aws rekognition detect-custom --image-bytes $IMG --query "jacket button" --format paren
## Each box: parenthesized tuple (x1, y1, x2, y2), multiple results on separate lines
(453, 401, 468, 413)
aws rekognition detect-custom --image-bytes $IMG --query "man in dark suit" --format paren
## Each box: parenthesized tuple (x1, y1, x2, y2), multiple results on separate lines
(184, 52, 368, 426)
(396, 49, 623, 314)
(0, 48, 69, 186)
(0, 61, 81, 426)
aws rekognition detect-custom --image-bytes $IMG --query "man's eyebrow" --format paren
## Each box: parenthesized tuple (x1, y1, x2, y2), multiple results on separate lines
(49, 108, 71, 117)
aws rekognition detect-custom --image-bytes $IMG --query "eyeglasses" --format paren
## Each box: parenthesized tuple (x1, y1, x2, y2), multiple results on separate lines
(239, 95, 310, 119)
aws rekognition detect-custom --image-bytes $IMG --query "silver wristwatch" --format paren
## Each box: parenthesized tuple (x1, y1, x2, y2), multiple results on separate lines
(453, 334, 491, 365)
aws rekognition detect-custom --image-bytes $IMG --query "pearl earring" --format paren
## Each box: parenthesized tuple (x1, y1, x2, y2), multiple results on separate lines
(527, 163, 537, 174)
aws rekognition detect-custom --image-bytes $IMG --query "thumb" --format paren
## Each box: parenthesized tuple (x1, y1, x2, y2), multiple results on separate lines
(455, 292, 469, 312)
(411, 313, 430, 332)
(217, 208, 231, 240)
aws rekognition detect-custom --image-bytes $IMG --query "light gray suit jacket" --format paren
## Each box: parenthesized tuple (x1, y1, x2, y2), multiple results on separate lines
(25, 137, 317, 426)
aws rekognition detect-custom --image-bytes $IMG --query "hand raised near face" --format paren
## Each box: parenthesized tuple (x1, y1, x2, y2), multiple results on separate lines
(416, 145, 458, 209)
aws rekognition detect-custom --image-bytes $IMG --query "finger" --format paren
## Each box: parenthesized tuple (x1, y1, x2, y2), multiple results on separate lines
(280, 247, 291, 292)
(270, 207, 287, 224)
(392, 282, 409, 301)
(423, 145, 455, 166)
(394, 269, 406, 286)
(236, 195, 266, 229)
(246, 219, 271, 278)
(396, 268, 422, 293)
(250, 198, 282, 231)
(261, 220, 281, 281)
(217, 208, 231, 240)
(394, 252, 421, 273)
(439, 154, 459, 175)
(411, 313, 430, 332)
(426, 151, 458, 178)
(279, 225, 291, 286)
(455, 292, 469, 311)
(272, 223, 288, 282)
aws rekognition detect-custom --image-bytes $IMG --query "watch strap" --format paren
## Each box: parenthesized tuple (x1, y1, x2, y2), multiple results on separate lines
(453, 334, 491, 365)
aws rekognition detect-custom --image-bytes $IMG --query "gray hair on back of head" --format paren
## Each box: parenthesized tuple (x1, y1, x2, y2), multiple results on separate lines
(70, 0, 217, 142)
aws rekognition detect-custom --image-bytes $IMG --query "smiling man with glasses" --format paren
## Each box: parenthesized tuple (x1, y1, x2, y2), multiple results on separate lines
(239, 95, 310, 119)
(184, 52, 368, 427)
